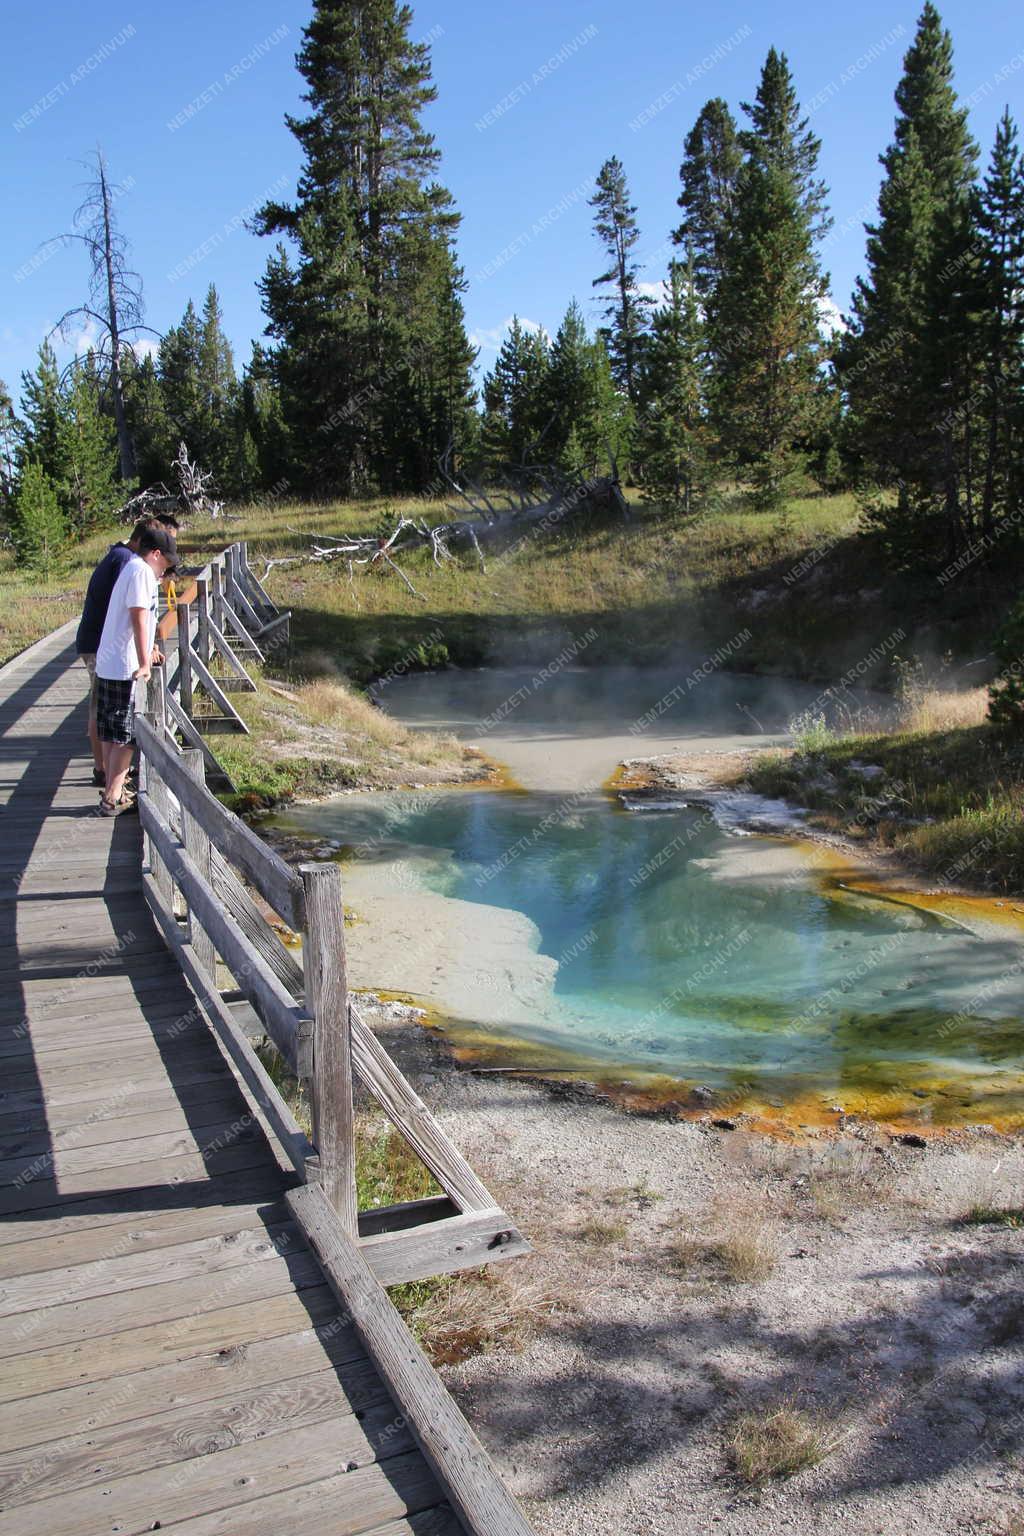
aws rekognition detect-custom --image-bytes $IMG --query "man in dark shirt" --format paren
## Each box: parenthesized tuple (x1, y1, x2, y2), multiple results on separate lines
(77, 514, 180, 785)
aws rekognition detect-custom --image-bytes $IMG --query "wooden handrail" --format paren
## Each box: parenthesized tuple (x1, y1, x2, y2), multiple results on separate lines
(135, 715, 305, 930)
(138, 539, 528, 1293)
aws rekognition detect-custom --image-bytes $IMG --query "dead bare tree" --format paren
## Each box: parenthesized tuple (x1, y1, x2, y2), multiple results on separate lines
(259, 442, 626, 589)
(50, 148, 159, 480)
(115, 442, 226, 524)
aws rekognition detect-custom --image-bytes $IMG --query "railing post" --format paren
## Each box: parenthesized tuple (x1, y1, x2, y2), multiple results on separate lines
(177, 600, 193, 717)
(181, 748, 217, 979)
(211, 560, 226, 635)
(299, 863, 357, 1234)
(196, 577, 211, 666)
(141, 701, 174, 909)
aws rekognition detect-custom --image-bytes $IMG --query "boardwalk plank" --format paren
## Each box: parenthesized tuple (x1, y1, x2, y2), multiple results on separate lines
(0, 625, 524, 1536)
(0, 1323, 367, 1455)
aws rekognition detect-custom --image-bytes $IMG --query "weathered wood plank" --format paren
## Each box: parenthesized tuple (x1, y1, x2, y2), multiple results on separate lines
(211, 847, 305, 998)
(135, 715, 303, 927)
(131, 1451, 444, 1536)
(359, 1208, 530, 1289)
(301, 862, 357, 1233)
(288, 1183, 536, 1536)
(0, 1285, 344, 1408)
(0, 1411, 418, 1536)
(0, 1222, 298, 1317)
(0, 1194, 289, 1280)
(350, 1005, 494, 1214)
(0, 1139, 277, 1217)
(143, 871, 316, 1177)
(0, 1167, 290, 1249)
(139, 793, 308, 1070)
(0, 1366, 394, 1508)
(0, 1237, 323, 1362)
(0, 1321, 366, 1454)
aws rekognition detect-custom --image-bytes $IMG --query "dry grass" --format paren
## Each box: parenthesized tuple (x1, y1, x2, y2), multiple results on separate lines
(574, 1216, 630, 1244)
(728, 1401, 842, 1484)
(901, 686, 989, 733)
(669, 1200, 779, 1283)
(806, 1145, 886, 1225)
(407, 1265, 571, 1367)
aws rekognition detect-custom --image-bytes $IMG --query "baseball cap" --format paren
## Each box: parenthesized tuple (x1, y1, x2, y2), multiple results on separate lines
(138, 525, 181, 571)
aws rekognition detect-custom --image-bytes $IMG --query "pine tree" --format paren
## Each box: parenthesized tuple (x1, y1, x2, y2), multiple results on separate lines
(710, 49, 832, 508)
(589, 156, 649, 403)
(54, 360, 119, 535)
(481, 318, 551, 469)
(196, 285, 239, 483)
(975, 109, 1024, 535)
(545, 302, 630, 478)
(13, 461, 66, 574)
(240, 344, 292, 491)
(19, 340, 62, 482)
(838, 4, 979, 559)
(122, 351, 173, 486)
(254, 0, 468, 495)
(0, 380, 24, 524)
(638, 257, 715, 512)
(673, 98, 742, 297)
(158, 300, 204, 458)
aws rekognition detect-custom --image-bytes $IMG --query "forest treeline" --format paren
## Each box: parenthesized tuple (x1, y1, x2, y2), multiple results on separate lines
(1, 0, 1022, 583)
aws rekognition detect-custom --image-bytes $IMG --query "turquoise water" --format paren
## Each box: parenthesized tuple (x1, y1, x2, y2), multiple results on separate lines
(273, 787, 1024, 1124)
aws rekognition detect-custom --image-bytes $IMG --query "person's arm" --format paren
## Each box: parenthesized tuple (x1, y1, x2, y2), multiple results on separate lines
(130, 608, 152, 681)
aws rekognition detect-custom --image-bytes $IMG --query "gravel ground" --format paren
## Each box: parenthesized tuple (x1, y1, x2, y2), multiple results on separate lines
(369, 1002, 1024, 1536)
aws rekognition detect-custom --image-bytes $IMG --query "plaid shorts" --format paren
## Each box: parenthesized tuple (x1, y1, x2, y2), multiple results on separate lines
(95, 676, 137, 746)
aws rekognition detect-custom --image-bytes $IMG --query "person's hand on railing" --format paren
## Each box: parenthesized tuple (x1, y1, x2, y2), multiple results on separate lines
(151, 644, 164, 666)
(134, 661, 153, 684)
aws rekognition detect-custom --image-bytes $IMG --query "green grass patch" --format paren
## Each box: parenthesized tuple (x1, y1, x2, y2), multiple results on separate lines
(746, 721, 1024, 892)
(962, 1206, 1024, 1229)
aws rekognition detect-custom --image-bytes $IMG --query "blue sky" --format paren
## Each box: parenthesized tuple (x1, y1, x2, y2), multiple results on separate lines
(2, 0, 1021, 402)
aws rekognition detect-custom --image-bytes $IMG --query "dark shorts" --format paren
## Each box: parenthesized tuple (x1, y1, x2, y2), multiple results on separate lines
(95, 676, 137, 746)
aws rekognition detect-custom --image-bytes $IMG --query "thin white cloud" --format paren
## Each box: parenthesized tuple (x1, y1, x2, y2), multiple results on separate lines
(470, 314, 547, 353)
(818, 294, 847, 337)
(637, 278, 669, 305)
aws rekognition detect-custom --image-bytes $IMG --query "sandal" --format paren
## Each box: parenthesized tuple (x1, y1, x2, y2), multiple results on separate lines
(99, 795, 138, 817)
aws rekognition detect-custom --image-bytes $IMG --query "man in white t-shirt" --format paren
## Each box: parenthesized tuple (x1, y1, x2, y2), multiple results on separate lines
(94, 526, 180, 816)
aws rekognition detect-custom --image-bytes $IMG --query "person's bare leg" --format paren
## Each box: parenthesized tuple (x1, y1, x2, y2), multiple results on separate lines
(102, 742, 134, 805)
(88, 710, 104, 773)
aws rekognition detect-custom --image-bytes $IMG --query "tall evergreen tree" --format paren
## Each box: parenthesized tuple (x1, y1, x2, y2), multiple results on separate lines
(544, 301, 631, 478)
(638, 257, 715, 513)
(838, 4, 979, 558)
(710, 49, 832, 508)
(13, 461, 66, 574)
(196, 285, 239, 480)
(0, 381, 22, 524)
(481, 318, 551, 470)
(158, 299, 203, 452)
(589, 156, 649, 403)
(673, 98, 742, 298)
(19, 340, 62, 482)
(254, 0, 470, 495)
(975, 109, 1024, 535)
(54, 358, 119, 535)
(122, 350, 173, 487)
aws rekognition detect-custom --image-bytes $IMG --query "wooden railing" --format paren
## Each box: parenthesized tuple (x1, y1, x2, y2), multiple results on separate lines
(135, 540, 536, 1534)
(139, 545, 529, 1286)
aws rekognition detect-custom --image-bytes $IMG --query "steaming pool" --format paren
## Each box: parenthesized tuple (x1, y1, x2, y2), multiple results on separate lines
(270, 666, 1024, 1128)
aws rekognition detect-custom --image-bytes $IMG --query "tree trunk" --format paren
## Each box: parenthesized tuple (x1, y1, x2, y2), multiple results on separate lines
(98, 154, 136, 481)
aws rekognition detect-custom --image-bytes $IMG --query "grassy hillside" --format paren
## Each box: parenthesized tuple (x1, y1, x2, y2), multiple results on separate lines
(1, 489, 1008, 684)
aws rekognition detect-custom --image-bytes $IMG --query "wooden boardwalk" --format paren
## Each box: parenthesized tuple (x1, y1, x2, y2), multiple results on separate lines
(0, 627, 475, 1535)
